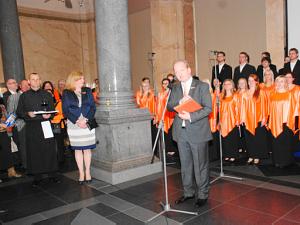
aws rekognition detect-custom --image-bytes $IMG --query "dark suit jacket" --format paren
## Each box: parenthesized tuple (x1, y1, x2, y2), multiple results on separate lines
(278, 67, 285, 75)
(62, 87, 96, 124)
(167, 78, 212, 144)
(256, 64, 278, 83)
(3, 91, 12, 108)
(233, 64, 256, 85)
(211, 63, 232, 89)
(283, 60, 300, 85)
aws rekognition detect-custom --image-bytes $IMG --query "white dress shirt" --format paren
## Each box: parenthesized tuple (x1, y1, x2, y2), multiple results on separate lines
(290, 60, 297, 72)
(240, 63, 246, 73)
(218, 63, 225, 74)
(180, 76, 193, 127)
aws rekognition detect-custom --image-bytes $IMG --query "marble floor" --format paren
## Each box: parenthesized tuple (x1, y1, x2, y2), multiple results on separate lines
(1, 158, 300, 225)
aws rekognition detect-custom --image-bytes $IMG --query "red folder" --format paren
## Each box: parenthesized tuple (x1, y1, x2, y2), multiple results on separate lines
(174, 98, 202, 113)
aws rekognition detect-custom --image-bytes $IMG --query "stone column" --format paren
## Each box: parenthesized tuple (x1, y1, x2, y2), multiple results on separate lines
(92, 0, 161, 184)
(0, 0, 25, 82)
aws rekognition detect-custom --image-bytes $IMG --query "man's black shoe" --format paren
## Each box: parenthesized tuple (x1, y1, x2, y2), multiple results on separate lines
(195, 198, 207, 208)
(49, 177, 61, 184)
(175, 195, 195, 204)
(32, 180, 41, 187)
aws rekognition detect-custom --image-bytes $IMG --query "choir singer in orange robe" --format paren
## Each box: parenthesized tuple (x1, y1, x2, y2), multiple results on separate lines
(269, 76, 297, 167)
(155, 78, 177, 155)
(219, 79, 240, 162)
(240, 74, 269, 165)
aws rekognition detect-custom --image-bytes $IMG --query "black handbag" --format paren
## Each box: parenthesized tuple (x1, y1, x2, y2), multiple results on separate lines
(52, 123, 61, 134)
(86, 118, 98, 130)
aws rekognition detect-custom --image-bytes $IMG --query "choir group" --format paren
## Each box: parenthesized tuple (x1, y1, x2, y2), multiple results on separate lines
(135, 49, 300, 169)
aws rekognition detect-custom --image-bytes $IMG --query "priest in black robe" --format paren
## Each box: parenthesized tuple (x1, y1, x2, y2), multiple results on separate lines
(17, 73, 59, 186)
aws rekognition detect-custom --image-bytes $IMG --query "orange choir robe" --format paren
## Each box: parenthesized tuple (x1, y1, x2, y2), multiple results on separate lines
(51, 101, 65, 128)
(268, 91, 296, 138)
(155, 90, 175, 133)
(53, 89, 61, 103)
(219, 94, 239, 137)
(260, 83, 275, 116)
(136, 90, 156, 118)
(240, 89, 268, 135)
(209, 91, 219, 133)
(236, 91, 245, 125)
(288, 85, 300, 134)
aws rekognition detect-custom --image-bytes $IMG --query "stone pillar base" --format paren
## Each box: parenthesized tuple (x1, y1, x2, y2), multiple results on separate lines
(91, 108, 162, 185)
(91, 161, 162, 185)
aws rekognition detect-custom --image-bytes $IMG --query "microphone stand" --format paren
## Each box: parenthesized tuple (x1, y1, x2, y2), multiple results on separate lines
(210, 52, 242, 184)
(147, 87, 198, 223)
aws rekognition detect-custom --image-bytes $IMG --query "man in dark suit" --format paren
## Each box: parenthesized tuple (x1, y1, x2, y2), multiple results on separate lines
(257, 57, 277, 83)
(283, 48, 300, 85)
(278, 56, 290, 75)
(211, 51, 232, 90)
(233, 52, 256, 85)
(3, 78, 18, 108)
(167, 60, 212, 208)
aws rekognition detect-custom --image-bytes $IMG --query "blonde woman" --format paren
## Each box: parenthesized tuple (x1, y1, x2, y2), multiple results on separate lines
(219, 79, 240, 162)
(269, 76, 296, 167)
(62, 71, 96, 184)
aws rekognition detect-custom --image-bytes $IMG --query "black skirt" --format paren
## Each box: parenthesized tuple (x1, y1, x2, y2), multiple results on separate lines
(245, 124, 269, 158)
(222, 127, 240, 158)
(272, 125, 294, 167)
(209, 131, 220, 161)
(0, 131, 13, 170)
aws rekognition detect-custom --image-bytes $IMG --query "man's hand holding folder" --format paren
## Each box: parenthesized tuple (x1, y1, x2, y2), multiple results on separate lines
(174, 97, 202, 114)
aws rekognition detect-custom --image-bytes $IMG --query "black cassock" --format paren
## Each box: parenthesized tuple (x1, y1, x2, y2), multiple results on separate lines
(17, 89, 58, 174)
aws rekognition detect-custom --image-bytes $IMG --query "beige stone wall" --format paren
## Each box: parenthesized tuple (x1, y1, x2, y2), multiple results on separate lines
(129, 8, 152, 93)
(19, 15, 96, 86)
(0, 7, 151, 92)
(265, 0, 285, 70)
(194, 0, 269, 80)
(150, 0, 185, 93)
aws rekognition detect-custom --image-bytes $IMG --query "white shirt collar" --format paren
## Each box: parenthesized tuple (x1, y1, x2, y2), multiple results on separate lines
(9, 90, 16, 95)
(181, 76, 193, 94)
(240, 63, 246, 72)
(218, 63, 225, 72)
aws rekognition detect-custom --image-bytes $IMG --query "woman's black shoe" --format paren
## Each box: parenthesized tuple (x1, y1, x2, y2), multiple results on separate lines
(78, 180, 85, 185)
(85, 179, 92, 184)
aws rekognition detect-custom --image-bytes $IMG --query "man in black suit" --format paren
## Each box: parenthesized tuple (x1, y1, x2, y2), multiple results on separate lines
(211, 51, 232, 90)
(257, 57, 277, 83)
(3, 78, 18, 108)
(233, 52, 256, 85)
(283, 48, 300, 85)
(278, 56, 290, 75)
(167, 60, 212, 208)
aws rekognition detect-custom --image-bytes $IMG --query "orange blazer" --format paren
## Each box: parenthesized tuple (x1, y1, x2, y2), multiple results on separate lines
(155, 90, 175, 133)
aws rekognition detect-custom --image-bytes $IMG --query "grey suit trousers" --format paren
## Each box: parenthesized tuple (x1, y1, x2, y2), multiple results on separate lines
(177, 129, 210, 199)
